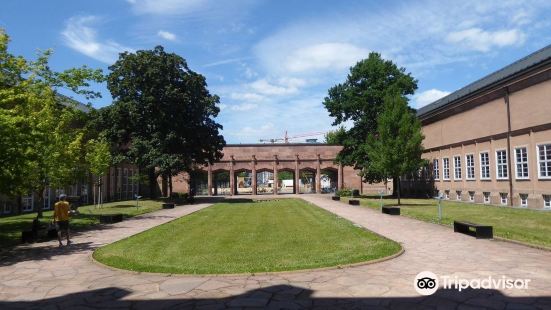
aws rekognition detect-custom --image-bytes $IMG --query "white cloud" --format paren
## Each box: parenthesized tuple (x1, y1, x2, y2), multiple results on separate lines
(157, 30, 177, 41)
(285, 43, 368, 73)
(230, 92, 264, 102)
(249, 79, 302, 96)
(229, 103, 258, 111)
(413, 89, 451, 109)
(61, 16, 134, 64)
(127, 0, 207, 15)
(446, 28, 526, 52)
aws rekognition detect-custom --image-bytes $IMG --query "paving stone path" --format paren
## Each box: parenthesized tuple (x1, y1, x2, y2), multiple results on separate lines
(1, 195, 550, 309)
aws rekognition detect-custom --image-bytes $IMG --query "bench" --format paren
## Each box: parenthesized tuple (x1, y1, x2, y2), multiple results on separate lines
(331, 196, 340, 201)
(162, 203, 175, 209)
(382, 206, 400, 215)
(348, 199, 360, 206)
(99, 214, 123, 224)
(453, 221, 493, 239)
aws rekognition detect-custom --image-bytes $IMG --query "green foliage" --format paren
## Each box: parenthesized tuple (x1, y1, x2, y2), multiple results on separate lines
(323, 52, 417, 183)
(278, 170, 293, 180)
(336, 188, 353, 197)
(85, 137, 112, 177)
(324, 126, 346, 144)
(365, 92, 426, 204)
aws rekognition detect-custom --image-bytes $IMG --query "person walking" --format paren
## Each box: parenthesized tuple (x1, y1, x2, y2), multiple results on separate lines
(54, 194, 71, 247)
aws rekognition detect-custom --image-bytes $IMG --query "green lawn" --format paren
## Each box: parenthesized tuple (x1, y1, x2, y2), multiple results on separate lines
(93, 198, 401, 274)
(341, 197, 551, 248)
(0, 200, 163, 248)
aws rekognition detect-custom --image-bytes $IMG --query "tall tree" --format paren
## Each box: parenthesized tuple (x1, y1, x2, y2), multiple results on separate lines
(323, 52, 417, 185)
(365, 92, 426, 204)
(85, 137, 113, 207)
(103, 46, 225, 197)
(0, 29, 103, 216)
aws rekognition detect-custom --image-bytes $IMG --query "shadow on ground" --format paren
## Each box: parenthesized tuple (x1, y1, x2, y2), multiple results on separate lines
(1, 284, 549, 309)
(0, 241, 96, 267)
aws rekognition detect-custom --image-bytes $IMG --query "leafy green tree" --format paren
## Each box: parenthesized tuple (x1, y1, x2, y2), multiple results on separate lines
(365, 92, 425, 205)
(85, 137, 112, 207)
(101, 46, 225, 197)
(324, 126, 346, 144)
(323, 52, 417, 186)
(0, 29, 103, 216)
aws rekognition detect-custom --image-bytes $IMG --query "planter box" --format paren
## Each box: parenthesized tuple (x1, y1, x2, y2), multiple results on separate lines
(348, 199, 360, 206)
(99, 214, 123, 224)
(331, 196, 340, 201)
(162, 203, 175, 209)
(382, 206, 400, 215)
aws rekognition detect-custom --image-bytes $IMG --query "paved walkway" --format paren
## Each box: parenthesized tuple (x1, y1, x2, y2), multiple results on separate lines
(0, 195, 550, 309)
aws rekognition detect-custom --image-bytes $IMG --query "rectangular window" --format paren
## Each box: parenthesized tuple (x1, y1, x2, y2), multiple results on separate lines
(469, 191, 475, 202)
(443, 158, 450, 180)
(466, 154, 475, 180)
(500, 192, 508, 205)
(519, 194, 528, 207)
(538, 144, 551, 179)
(496, 150, 508, 179)
(456, 191, 462, 201)
(480, 152, 490, 179)
(515, 147, 529, 179)
(3, 202, 11, 214)
(543, 195, 551, 209)
(483, 192, 490, 204)
(454, 156, 462, 180)
(22, 195, 33, 212)
(433, 159, 439, 180)
(445, 190, 450, 200)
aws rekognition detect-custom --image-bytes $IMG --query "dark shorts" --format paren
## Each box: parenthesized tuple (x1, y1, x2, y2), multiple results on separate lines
(56, 221, 69, 231)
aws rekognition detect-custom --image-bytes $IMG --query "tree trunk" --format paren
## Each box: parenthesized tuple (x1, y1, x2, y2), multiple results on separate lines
(36, 187, 45, 218)
(392, 176, 398, 197)
(148, 168, 157, 199)
(397, 176, 401, 205)
(17, 195, 22, 215)
(168, 174, 173, 197)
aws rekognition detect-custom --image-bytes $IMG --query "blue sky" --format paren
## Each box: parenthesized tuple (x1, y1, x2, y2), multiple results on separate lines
(2, 0, 551, 143)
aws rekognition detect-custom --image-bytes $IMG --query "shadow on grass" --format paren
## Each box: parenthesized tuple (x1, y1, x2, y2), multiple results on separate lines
(0, 285, 548, 309)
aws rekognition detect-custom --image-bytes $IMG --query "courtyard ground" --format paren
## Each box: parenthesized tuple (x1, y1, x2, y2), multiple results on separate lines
(0, 195, 550, 309)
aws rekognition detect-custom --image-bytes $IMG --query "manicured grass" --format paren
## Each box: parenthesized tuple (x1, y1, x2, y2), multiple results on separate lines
(341, 197, 551, 248)
(0, 200, 163, 248)
(93, 198, 401, 274)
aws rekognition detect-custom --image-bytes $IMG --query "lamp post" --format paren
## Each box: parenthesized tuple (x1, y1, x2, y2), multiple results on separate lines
(434, 193, 444, 223)
(379, 190, 385, 212)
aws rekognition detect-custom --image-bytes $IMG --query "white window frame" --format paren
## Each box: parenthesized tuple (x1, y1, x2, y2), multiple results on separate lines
(453, 155, 462, 180)
(500, 192, 508, 205)
(537, 143, 551, 179)
(465, 153, 475, 180)
(443, 158, 450, 180)
(519, 193, 528, 208)
(479, 151, 490, 180)
(543, 195, 551, 209)
(433, 159, 439, 180)
(495, 149, 508, 180)
(483, 192, 490, 204)
(456, 190, 462, 201)
(514, 146, 529, 180)
(22, 195, 34, 212)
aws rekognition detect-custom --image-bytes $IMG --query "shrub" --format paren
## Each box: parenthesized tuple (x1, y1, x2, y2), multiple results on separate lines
(336, 189, 352, 197)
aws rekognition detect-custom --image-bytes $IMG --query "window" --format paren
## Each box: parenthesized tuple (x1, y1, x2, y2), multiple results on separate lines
(433, 159, 439, 180)
(480, 152, 490, 179)
(456, 191, 462, 201)
(454, 156, 462, 180)
(466, 154, 475, 180)
(443, 158, 450, 180)
(43, 187, 51, 210)
(543, 195, 551, 209)
(500, 193, 508, 205)
(519, 194, 528, 207)
(3, 202, 11, 214)
(445, 190, 450, 200)
(469, 191, 475, 202)
(538, 144, 551, 179)
(483, 192, 490, 204)
(515, 147, 529, 179)
(496, 150, 508, 179)
(22, 195, 33, 212)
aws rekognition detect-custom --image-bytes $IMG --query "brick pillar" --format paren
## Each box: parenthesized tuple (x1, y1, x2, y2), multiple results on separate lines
(252, 156, 257, 195)
(295, 155, 300, 194)
(273, 155, 278, 195)
(316, 154, 321, 193)
(207, 164, 213, 196)
(229, 156, 235, 196)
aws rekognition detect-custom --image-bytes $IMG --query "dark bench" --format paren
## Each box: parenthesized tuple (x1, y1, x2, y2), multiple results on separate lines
(348, 199, 360, 206)
(382, 206, 400, 215)
(162, 203, 175, 209)
(99, 214, 123, 224)
(453, 221, 493, 239)
(331, 196, 340, 201)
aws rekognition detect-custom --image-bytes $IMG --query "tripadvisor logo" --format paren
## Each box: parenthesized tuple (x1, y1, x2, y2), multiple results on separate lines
(414, 271, 531, 295)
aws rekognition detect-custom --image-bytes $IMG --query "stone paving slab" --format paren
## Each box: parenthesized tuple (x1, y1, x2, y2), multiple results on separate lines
(0, 195, 550, 309)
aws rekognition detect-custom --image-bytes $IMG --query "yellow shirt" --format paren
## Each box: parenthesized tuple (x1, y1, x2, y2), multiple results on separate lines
(54, 201, 70, 221)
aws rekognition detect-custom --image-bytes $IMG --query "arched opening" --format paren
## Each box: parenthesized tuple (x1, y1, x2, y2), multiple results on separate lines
(213, 170, 230, 196)
(234, 169, 253, 195)
(190, 170, 208, 196)
(277, 169, 296, 194)
(299, 168, 316, 194)
(256, 169, 274, 195)
(321, 168, 338, 194)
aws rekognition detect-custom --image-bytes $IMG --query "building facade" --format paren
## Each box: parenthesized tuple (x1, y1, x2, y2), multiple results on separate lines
(418, 45, 551, 209)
